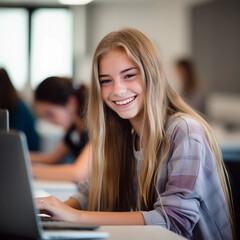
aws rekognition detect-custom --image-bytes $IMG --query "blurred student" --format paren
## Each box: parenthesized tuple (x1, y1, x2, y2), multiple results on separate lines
(0, 67, 40, 151)
(36, 28, 234, 240)
(30, 77, 90, 183)
(175, 59, 206, 114)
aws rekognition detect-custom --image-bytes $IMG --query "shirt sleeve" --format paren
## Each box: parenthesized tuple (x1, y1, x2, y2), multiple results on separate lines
(140, 137, 205, 238)
(70, 178, 90, 210)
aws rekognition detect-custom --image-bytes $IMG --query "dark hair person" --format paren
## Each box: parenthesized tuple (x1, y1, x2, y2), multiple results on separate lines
(0, 67, 40, 151)
(30, 76, 90, 183)
(175, 59, 206, 114)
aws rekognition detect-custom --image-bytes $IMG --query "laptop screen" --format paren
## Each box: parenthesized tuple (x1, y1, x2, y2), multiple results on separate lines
(0, 131, 42, 238)
(0, 109, 9, 131)
(0, 131, 109, 239)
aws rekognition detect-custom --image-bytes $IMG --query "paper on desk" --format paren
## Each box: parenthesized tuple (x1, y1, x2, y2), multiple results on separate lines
(34, 189, 50, 198)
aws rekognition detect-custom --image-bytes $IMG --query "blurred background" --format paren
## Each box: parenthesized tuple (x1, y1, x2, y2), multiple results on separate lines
(0, 0, 240, 234)
(0, 0, 239, 151)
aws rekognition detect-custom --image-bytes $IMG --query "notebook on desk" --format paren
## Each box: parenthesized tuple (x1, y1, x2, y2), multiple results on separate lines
(0, 131, 109, 239)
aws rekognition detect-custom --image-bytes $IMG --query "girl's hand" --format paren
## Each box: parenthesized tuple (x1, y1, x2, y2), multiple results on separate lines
(36, 196, 145, 226)
(35, 196, 80, 222)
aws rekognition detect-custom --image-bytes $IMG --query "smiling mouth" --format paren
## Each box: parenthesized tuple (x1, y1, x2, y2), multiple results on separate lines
(114, 96, 136, 106)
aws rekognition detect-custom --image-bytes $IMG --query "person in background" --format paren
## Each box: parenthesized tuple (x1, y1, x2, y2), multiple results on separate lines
(0, 67, 40, 151)
(36, 28, 234, 240)
(30, 77, 90, 183)
(175, 59, 206, 115)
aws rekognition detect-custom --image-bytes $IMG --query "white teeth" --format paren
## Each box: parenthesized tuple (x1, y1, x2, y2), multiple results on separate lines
(115, 97, 135, 105)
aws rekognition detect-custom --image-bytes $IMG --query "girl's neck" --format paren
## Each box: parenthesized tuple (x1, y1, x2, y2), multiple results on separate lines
(129, 118, 142, 137)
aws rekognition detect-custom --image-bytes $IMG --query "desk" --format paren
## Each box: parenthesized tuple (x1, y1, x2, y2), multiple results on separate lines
(1, 226, 186, 240)
(212, 123, 240, 163)
(32, 181, 186, 239)
(97, 226, 186, 240)
(33, 179, 78, 201)
(212, 123, 240, 151)
(211, 123, 240, 162)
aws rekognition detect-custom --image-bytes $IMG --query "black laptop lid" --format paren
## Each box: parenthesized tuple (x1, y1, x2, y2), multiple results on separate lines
(0, 131, 42, 239)
(0, 109, 9, 131)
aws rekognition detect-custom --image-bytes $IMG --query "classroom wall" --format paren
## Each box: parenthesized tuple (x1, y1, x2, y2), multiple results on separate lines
(1, 0, 239, 126)
(72, 0, 240, 126)
(192, 0, 240, 94)
(74, 0, 214, 85)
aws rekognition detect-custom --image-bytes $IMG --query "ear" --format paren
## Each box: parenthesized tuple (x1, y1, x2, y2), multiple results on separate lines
(66, 96, 78, 111)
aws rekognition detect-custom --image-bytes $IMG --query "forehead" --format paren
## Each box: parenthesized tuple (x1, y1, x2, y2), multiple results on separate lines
(99, 49, 136, 73)
(35, 101, 62, 111)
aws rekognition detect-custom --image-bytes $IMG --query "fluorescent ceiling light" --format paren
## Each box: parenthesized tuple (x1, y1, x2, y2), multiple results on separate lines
(58, 0, 93, 5)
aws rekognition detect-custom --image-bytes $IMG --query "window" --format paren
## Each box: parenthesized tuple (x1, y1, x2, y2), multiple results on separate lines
(0, 8, 28, 90)
(0, 7, 73, 90)
(31, 8, 73, 88)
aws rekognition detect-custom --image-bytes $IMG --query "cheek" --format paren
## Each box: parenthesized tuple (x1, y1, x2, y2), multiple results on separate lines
(47, 113, 60, 124)
(101, 87, 110, 103)
(51, 112, 72, 129)
(101, 87, 114, 111)
(134, 81, 144, 95)
(51, 109, 67, 122)
(134, 82, 144, 106)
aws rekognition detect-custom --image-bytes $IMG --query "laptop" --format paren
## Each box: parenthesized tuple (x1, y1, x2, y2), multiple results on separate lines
(0, 109, 9, 131)
(0, 131, 109, 239)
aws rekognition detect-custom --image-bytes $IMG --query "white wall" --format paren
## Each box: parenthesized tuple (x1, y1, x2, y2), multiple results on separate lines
(74, 0, 214, 84)
(73, 0, 240, 127)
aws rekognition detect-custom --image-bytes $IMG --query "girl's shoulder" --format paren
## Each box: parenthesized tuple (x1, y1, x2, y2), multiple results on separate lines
(165, 113, 206, 144)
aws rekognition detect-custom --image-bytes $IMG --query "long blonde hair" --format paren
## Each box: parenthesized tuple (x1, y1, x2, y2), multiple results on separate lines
(88, 27, 234, 232)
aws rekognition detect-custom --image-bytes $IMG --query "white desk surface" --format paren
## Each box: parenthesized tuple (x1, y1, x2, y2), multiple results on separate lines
(33, 179, 77, 190)
(211, 123, 240, 150)
(33, 179, 78, 201)
(33, 181, 186, 240)
(97, 226, 186, 240)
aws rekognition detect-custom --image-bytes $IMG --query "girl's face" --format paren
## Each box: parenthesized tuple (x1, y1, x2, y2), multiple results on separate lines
(35, 99, 75, 130)
(99, 49, 144, 128)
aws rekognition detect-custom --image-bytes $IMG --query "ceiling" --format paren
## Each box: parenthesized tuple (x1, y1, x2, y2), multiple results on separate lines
(0, 0, 166, 7)
(0, 0, 215, 8)
(0, 0, 139, 6)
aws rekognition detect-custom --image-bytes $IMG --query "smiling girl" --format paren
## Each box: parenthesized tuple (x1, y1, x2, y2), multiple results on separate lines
(37, 28, 234, 240)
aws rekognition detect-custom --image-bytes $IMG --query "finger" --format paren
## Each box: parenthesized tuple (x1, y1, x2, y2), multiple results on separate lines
(35, 197, 48, 209)
(39, 209, 52, 215)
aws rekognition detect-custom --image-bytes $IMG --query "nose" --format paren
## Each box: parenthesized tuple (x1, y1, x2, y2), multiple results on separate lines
(113, 79, 127, 97)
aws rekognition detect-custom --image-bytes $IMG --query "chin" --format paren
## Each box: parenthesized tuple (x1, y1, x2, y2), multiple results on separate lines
(116, 112, 136, 120)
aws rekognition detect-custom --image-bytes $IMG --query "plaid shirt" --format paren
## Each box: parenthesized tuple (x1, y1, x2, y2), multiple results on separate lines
(72, 115, 233, 240)
(140, 115, 232, 239)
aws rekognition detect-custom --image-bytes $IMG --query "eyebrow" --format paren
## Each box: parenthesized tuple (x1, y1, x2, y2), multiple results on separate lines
(120, 67, 138, 74)
(99, 67, 138, 78)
